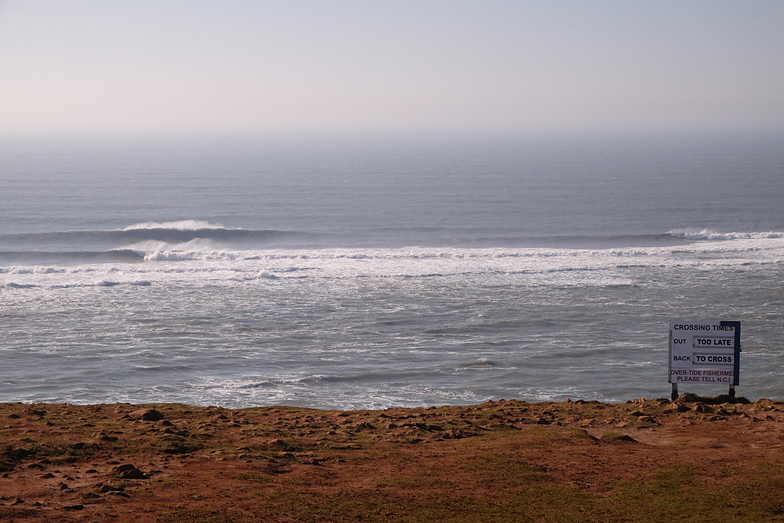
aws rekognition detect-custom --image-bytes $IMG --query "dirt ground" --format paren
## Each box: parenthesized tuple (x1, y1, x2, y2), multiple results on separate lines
(1, 396, 784, 522)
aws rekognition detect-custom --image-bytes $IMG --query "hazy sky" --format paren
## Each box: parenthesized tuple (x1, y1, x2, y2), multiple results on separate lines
(1, 1, 783, 137)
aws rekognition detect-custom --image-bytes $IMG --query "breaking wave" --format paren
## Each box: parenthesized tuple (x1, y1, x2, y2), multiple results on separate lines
(123, 220, 225, 231)
(669, 228, 784, 241)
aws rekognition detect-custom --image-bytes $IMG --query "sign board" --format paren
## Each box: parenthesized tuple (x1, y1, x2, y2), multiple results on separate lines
(669, 320, 741, 386)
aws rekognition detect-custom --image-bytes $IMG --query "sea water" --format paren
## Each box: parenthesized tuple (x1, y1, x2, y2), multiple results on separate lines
(1, 132, 783, 409)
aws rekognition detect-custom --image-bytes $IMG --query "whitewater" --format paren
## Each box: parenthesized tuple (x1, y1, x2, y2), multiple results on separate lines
(1, 133, 783, 409)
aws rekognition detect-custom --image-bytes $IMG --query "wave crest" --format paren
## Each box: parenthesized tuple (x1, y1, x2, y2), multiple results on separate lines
(123, 220, 225, 231)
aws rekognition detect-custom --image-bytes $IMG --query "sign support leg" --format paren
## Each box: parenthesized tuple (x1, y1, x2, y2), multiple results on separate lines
(729, 384, 735, 399)
(671, 383, 678, 401)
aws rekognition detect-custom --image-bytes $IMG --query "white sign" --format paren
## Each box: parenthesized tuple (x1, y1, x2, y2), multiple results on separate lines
(669, 320, 740, 386)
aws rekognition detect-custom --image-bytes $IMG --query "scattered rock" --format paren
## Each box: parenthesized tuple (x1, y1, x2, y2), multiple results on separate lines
(441, 429, 475, 439)
(112, 464, 148, 479)
(130, 409, 164, 421)
(601, 433, 637, 443)
(123, 468, 148, 479)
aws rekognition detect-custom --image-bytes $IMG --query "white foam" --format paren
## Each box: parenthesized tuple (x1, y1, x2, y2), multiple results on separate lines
(125, 238, 224, 260)
(144, 251, 199, 261)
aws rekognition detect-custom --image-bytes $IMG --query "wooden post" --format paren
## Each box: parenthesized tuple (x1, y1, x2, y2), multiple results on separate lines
(671, 383, 679, 401)
(729, 384, 735, 398)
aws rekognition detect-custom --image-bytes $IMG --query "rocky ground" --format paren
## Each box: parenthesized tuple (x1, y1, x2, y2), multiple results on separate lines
(1, 395, 784, 522)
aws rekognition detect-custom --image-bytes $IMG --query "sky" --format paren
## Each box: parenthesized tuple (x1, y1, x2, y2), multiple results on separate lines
(1, 0, 783, 138)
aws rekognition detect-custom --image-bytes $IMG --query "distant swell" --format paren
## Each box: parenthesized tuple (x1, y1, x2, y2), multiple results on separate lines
(1, 228, 683, 248)
(0, 228, 308, 247)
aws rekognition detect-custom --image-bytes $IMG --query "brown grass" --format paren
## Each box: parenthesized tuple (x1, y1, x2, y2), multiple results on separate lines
(0, 397, 783, 521)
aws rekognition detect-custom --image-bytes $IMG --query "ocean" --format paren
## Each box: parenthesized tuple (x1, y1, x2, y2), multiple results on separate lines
(1, 132, 783, 409)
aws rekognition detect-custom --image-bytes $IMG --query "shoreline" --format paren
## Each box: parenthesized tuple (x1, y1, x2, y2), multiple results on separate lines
(2, 397, 784, 521)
